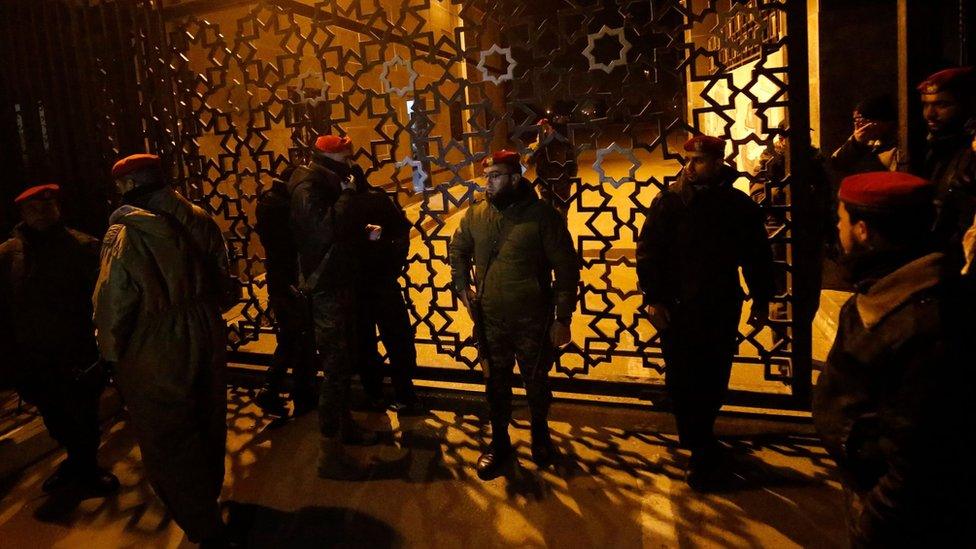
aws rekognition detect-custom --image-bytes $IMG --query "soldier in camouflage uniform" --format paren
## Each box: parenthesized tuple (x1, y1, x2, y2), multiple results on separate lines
(287, 135, 379, 480)
(449, 149, 580, 481)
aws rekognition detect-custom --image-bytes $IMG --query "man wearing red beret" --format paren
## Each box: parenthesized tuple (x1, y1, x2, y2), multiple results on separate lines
(93, 153, 236, 545)
(813, 171, 976, 546)
(917, 66, 976, 261)
(449, 149, 580, 480)
(528, 114, 578, 217)
(0, 184, 119, 497)
(285, 134, 385, 480)
(636, 134, 774, 491)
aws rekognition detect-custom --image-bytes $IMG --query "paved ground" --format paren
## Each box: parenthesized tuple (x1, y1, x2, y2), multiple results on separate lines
(0, 387, 846, 548)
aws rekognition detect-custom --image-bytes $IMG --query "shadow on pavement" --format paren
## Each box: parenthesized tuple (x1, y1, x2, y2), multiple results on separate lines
(224, 501, 402, 548)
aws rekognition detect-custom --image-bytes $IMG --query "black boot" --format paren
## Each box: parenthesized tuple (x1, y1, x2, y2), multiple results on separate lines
(255, 389, 288, 417)
(77, 467, 120, 497)
(476, 437, 513, 481)
(340, 417, 379, 446)
(42, 460, 78, 493)
(530, 425, 558, 468)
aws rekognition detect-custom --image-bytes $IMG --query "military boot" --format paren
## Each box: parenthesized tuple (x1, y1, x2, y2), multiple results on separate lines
(530, 423, 559, 468)
(340, 416, 380, 446)
(476, 430, 514, 481)
(317, 437, 367, 481)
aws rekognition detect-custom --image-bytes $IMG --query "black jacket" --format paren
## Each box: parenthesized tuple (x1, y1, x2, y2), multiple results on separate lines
(636, 165, 774, 309)
(0, 223, 100, 381)
(925, 126, 976, 254)
(813, 251, 976, 545)
(286, 157, 363, 288)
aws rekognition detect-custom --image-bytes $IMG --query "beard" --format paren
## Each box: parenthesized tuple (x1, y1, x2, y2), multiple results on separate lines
(488, 181, 519, 208)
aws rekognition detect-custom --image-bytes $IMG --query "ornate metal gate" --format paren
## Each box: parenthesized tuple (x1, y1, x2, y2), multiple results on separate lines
(0, 0, 816, 410)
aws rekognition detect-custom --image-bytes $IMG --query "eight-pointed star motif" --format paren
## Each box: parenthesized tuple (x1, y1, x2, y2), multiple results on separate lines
(593, 142, 641, 188)
(583, 25, 631, 74)
(477, 44, 516, 85)
(380, 53, 418, 97)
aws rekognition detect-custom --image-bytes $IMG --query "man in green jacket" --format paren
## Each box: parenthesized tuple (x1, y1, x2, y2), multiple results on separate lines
(449, 150, 579, 481)
(93, 154, 235, 547)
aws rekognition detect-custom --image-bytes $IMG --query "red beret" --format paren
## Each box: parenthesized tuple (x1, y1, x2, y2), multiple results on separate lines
(537, 118, 549, 126)
(482, 149, 521, 169)
(917, 66, 974, 95)
(684, 135, 726, 158)
(15, 183, 60, 204)
(314, 135, 353, 154)
(112, 154, 161, 179)
(839, 171, 934, 209)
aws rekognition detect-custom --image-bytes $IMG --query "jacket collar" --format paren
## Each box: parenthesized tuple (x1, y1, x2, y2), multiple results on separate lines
(855, 252, 945, 329)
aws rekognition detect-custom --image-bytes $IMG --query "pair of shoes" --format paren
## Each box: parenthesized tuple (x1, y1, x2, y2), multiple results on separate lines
(476, 445, 515, 481)
(317, 437, 369, 481)
(255, 390, 289, 417)
(391, 397, 427, 417)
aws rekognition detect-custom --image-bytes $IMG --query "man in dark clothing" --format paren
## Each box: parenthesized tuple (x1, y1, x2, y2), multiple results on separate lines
(0, 184, 119, 496)
(830, 94, 906, 177)
(813, 171, 976, 546)
(94, 154, 235, 546)
(349, 184, 422, 415)
(254, 167, 318, 417)
(637, 135, 774, 491)
(529, 116, 578, 217)
(287, 135, 379, 480)
(917, 66, 976, 261)
(449, 149, 580, 481)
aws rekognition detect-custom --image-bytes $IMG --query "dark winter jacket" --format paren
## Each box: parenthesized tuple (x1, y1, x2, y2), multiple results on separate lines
(0, 224, 100, 383)
(813, 251, 976, 545)
(449, 180, 579, 322)
(286, 157, 363, 289)
(925, 125, 976, 255)
(255, 177, 299, 297)
(636, 165, 774, 309)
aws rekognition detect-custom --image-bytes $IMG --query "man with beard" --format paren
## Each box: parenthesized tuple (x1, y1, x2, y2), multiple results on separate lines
(0, 184, 119, 496)
(813, 171, 975, 546)
(917, 66, 975, 264)
(636, 135, 773, 491)
(287, 135, 379, 480)
(449, 149, 579, 481)
(93, 154, 235, 546)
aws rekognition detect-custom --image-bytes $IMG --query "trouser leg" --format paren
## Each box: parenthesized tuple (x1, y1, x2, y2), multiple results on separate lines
(356, 289, 384, 398)
(482, 319, 517, 450)
(374, 281, 417, 401)
(19, 374, 103, 472)
(315, 291, 356, 437)
(115, 360, 226, 543)
(511, 316, 553, 432)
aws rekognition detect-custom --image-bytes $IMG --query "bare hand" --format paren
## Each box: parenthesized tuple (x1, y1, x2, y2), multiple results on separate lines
(853, 122, 879, 145)
(645, 304, 670, 331)
(459, 288, 475, 310)
(549, 320, 571, 347)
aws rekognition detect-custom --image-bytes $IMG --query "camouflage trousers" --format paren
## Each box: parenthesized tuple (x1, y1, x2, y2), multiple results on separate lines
(481, 312, 554, 449)
(312, 287, 358, 437)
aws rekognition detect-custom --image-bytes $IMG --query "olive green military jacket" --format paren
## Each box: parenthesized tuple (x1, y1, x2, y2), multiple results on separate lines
(449, 182, 579, 322)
